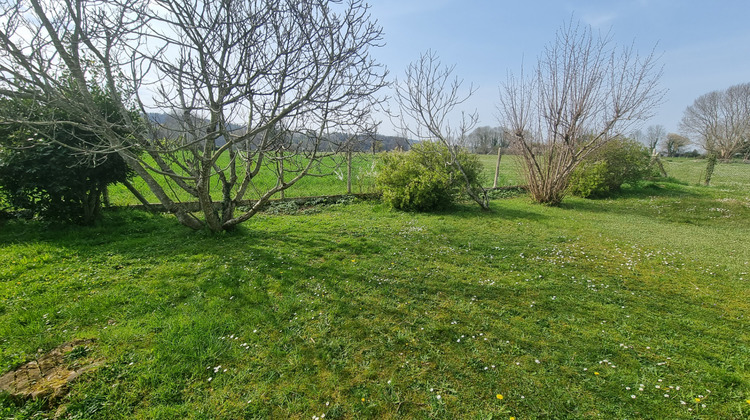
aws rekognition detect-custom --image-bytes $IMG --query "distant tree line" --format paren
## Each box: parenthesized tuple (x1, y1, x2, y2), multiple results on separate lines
(628, 83, 750, 161)
(147, 112, 410, 153)
(630, 126, 698, 158)
(465, 126, 511, 154)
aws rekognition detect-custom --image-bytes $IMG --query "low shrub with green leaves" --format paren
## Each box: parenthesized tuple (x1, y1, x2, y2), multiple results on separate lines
(376, 142, 482, 211)
(0, 142, 132, 224)
(568, 137, 653, 198)
(0, 89, 135, 224)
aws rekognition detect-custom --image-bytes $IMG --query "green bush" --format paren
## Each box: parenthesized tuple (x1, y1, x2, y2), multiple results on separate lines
(376, 142, 482, 211)
(0, 90, 135, 224)
(568, 137, 653, 198)
(568, 160, 610, 198)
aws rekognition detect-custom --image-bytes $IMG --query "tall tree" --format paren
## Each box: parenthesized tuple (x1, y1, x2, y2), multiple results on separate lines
(497, 21, 664, 205)
(0, 0, 387, 231)
(645, 124, 666, 155)
(663, 133, 691, 157)
(680, 82, 750, 160)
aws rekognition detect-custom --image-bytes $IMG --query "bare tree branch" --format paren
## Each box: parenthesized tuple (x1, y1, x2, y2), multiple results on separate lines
(0, 0, 387, 231)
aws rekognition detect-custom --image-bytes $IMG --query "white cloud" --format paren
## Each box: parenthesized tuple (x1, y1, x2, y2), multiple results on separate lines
(581, 12, 617, 28)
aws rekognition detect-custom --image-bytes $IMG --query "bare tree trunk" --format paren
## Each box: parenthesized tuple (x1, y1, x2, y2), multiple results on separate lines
(650, 155, 668, 177)
(493, 147, 503, 188)
(197, 172, 221, 233)
(704, 154, 717, 186)
(102, 187, 110, 208)
(457, 162, 490, 209)
(278, 151, 285, 200)
(122, 180, 153, 208)
(81, 187, 101, 225)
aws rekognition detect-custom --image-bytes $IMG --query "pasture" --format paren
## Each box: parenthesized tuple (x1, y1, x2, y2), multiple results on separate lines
(1, 156, 749, 418)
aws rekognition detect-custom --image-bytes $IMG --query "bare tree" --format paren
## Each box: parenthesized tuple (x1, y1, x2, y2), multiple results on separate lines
(663, 133, 691, 157)
(630, 128, 644, 144)
(639, 124, 667, 176)
(392, 50, 489, 210)
(645, 124, 666, 155)
(680, 82, 750, 160)
(497, 21, 664, 205)
(0, 0, 386, 231)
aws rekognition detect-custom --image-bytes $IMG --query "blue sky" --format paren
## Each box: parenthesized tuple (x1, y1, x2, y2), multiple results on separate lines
(367, 0, 750, 136)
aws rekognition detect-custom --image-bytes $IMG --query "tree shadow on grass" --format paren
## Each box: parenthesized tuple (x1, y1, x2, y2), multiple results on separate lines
(556, 181, 724, 225)
(5, 200, 746, 419)
(570, 181, 706, 203)
(426, 201, 550, 223)
(0, 207, 395, 366)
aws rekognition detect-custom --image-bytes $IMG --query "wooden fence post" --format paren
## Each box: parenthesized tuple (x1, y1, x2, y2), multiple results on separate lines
(493, 147, 503, 188)
(347, 149, 353, 194)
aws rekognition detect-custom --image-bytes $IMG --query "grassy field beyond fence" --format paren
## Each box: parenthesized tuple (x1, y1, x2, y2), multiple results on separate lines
(106, 154, 382, 206)
(105, 152, 524, 207)
(662, 157, 750, 188)
(106, 154, 749, 207)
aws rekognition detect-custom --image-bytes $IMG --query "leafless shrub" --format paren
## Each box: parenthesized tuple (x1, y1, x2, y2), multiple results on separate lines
(497, 21, 664, 205)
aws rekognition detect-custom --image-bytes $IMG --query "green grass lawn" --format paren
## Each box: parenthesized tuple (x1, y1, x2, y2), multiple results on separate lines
(1, 172, 749, 418)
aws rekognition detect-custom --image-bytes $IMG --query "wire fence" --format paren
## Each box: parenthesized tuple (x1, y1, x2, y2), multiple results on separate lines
(103, 154, 750, 208)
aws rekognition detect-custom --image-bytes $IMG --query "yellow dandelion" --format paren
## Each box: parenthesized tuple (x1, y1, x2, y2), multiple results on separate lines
(694, 398, 701, 402)
(361, 398, 365, 402)
(510, 417, 516, 420)
(746, 399, 750, 404)
(594, 372, 599, 375)
(496, 394, 503, 400)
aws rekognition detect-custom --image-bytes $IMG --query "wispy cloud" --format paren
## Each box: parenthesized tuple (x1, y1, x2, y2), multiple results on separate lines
(581, 12, 617, 28)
